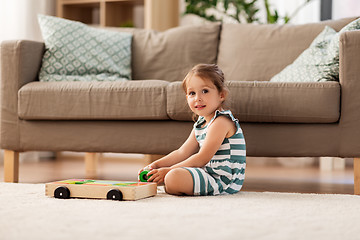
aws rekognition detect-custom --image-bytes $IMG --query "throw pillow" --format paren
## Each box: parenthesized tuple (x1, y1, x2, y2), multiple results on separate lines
(38, 15, 132, 82)
(270, 17, 360, 82)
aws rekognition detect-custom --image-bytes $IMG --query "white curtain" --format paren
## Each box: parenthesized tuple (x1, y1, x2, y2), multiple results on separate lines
(0, 0, 56, 43)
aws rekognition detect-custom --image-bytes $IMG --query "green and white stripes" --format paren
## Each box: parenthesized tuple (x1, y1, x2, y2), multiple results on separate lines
(185, 110, 246, 195)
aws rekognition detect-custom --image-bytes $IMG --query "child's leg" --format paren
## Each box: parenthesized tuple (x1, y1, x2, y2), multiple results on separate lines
(164, 168, 193, 196)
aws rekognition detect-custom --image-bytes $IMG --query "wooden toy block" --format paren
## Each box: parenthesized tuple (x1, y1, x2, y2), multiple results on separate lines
(139, 169, 152, 182)
(45, 179, 157, 201)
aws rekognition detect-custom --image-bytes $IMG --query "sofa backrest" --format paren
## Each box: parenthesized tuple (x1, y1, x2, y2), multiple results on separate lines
(125, 23, 221, 82)
(217, 17, 358, 81)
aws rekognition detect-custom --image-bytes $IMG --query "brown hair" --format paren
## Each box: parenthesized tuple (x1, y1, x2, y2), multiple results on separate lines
(182, 64, 228, 95)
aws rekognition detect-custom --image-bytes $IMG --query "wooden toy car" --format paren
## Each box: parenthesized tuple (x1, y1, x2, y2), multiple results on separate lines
(45, 179, 157, 201)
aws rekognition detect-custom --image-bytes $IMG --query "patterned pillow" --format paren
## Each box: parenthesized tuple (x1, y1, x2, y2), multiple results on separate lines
(270, 18, 360, 82)
(38, 15, 132, 82)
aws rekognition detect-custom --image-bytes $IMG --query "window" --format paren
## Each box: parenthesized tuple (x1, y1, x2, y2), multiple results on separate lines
(332, 0, 360, 19)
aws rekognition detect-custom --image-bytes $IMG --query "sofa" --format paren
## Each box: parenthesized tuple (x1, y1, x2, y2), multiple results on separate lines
(2, 16, 360, 194)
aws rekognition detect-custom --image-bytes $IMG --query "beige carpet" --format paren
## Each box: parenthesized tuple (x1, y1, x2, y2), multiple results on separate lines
(1, 182, 360, 240)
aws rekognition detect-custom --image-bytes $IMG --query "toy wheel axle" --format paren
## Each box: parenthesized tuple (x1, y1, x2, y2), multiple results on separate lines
(54, 186, 70, 199)
(107, 189, 123, 201)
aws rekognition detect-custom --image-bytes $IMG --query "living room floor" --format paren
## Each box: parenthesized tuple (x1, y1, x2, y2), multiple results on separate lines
(0, 154, 354, 195)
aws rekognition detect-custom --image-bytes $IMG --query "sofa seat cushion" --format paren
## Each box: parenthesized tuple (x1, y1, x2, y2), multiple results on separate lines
(167, 81, 340, 123)
(18, 80, 169, 120)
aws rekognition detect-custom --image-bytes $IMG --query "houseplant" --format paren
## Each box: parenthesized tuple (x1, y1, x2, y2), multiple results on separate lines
(184, 0, 314, 24)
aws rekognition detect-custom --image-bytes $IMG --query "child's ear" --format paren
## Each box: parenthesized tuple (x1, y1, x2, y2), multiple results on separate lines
(220, 90, 228, 101)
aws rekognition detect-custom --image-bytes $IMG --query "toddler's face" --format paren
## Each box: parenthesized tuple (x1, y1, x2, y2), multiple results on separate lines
(185, 75, 225, 121)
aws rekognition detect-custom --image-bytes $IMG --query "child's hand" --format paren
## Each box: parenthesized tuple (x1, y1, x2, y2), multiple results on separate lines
(147, 167, 171, 184)
(138, 165, 154, 181)
(138, 164, 154, 175)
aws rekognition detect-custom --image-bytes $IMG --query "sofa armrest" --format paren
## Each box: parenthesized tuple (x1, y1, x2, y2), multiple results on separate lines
(0, 40, 44, 149)
(1, 40, 44, 88)
(339, 30, 360, 156)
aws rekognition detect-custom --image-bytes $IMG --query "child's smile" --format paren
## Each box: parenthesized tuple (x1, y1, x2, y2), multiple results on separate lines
(195, 104, 206, 110)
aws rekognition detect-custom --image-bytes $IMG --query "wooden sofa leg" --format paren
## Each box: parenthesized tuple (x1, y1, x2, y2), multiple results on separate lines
(354, 158, 360, 195)
(85, 153, 100, 179)
(4, 150, 19, 183)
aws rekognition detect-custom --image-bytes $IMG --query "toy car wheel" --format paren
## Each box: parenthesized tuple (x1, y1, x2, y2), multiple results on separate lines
(107, 189, 123, 201)
(54, 186, 70, 199)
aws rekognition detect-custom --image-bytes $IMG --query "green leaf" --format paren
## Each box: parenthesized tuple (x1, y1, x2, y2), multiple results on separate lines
(224, 0, 229, 10)
(183, 0, 315, 25)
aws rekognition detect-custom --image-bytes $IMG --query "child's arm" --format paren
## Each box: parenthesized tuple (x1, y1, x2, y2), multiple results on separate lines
(171, 116, 234, 168)
(147, 116, 235, 183)
(140, 129, 199, 172)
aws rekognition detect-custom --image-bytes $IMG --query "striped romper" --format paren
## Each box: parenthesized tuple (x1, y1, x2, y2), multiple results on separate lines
(184, 110, 246, 195)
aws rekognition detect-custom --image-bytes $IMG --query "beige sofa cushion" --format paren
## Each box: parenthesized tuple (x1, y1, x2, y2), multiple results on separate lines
(18, 80, 169, 120)
(131, 23, 220, 82)
(167, 81, 340, 123)
(218, 17, 357, 81)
